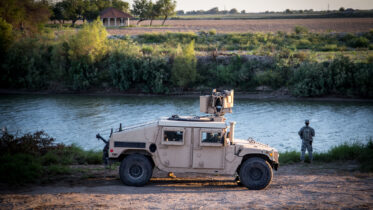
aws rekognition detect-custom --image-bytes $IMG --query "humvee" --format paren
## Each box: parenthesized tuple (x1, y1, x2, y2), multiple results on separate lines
(97, 90, 279, 190)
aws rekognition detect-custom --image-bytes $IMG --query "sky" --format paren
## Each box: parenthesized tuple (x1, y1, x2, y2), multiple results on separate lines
(127, 0, 373, 13)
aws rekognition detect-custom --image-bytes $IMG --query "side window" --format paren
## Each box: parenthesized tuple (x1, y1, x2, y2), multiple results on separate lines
(162, 128, 184, 145)
(200, 129, 224, 146)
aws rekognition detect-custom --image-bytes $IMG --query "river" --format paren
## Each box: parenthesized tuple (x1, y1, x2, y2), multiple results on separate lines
(1, 94, 372, 152)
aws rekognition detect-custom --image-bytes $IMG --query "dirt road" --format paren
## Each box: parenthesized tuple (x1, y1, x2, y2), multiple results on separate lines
(1, 163, 372, 209)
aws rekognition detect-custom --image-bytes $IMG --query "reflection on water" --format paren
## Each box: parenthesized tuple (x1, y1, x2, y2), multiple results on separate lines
(0, 94, 372, 152)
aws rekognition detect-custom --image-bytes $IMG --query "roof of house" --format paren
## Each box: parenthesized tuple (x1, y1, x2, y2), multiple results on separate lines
(99, 7, 133, 18)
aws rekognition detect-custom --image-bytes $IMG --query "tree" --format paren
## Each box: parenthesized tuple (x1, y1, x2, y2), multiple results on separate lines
(64, 0, 84, 27)
(339, 7, 345, 12)
(112, 0, 130, 13)
(0, 0, 50, 34)
(285, 9, 292, 14)
(51, 2, 68, 24)
(132, 0, 152, 25)
(0, 17, 13, 58)
(171, 40, 197, 88)
(148, 1, 160, 26)
(82, 0, 99, 22)
(240, 10, 245, 14)
(176, 10, 184, 15)
(207, 7, 219, 14)
(68, 18, 108, 61)
(229, 8, 238, 14)
(156, 0, 176, 25)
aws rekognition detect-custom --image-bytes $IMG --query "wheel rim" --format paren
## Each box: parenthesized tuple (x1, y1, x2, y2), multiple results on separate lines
(129, 164, 143, 178)
(249, 167, 263, 181)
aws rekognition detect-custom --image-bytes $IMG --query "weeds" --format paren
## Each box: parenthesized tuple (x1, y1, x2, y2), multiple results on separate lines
(0, 131, 102, 184)
(279, 139, 373, 172)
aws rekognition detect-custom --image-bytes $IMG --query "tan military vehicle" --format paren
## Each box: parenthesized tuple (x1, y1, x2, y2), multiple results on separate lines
(97, 90, 279, 190)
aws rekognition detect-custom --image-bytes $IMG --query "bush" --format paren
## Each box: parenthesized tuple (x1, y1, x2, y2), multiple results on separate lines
(290, 62, 329, 96)
(294, 26, 309, 34)
(255, 70, 284, 88)
(171, 41, 197, 88)
(0, 153, 42, 184)
(347, 37, 370, 48)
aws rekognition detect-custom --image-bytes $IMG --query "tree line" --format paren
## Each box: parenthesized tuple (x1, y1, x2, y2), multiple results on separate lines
(0, 0, 176, 32)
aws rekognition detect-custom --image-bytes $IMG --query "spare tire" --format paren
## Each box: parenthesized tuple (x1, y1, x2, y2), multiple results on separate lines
(238, 157, 273, 190)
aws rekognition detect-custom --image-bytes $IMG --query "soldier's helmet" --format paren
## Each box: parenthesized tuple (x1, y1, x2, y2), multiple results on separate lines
(305, 119, 310, 124)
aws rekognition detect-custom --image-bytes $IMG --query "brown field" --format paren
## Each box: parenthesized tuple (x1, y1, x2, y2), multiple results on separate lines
(107, 18, 373, 35)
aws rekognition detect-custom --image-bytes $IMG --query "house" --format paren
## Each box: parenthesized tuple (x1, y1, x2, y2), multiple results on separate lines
(100, 7, 133, 27)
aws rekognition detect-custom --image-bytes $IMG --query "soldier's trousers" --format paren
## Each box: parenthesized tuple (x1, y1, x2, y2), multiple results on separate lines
(300, 140, 313, 161)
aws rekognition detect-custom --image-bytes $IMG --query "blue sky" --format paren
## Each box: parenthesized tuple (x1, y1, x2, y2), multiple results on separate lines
(127, 0, 373, 12)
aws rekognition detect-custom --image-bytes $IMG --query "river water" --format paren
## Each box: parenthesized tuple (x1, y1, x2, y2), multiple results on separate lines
(1, 94, 372, 152)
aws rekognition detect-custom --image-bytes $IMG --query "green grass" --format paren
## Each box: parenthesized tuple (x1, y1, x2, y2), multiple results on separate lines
(279, 139, 373, 172)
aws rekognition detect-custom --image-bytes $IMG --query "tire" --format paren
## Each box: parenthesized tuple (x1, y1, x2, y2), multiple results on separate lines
(238, 157, 273, 190)
(119, 154, 153, 186)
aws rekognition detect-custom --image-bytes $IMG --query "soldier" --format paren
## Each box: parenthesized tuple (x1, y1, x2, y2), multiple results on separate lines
(298, 120, 315, 163)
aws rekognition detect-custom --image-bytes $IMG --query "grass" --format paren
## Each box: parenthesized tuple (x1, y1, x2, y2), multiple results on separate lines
(279, 139, 373, 172)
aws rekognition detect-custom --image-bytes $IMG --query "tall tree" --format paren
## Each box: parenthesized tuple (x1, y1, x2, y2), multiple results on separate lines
(51, 2, 68, 24)
(132, 0, 152, 25)
(82, 0, 99, 22)
(156, 0, 176, 25)
(64, 0, 85, 27)
(148, 1, 160, 26)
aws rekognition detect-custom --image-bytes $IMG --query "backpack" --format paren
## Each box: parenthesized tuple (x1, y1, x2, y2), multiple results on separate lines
(302, 127, 312, 140)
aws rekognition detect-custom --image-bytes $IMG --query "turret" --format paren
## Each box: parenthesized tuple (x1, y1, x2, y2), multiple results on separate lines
(200, 89, 234, 121)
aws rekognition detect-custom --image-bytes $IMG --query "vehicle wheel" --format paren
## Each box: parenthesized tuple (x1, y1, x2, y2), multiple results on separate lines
(119, 154, 153, 186)
(238, 157, 273, 190)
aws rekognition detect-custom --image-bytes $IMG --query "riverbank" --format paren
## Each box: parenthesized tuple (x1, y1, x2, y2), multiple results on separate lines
(2, 88, 373, 102)
(1, 162, 372, 209)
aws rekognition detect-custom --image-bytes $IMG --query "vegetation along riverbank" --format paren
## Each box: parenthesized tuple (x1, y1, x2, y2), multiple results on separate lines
(0, 131, 372, 185)
(1, 18, 373, 98)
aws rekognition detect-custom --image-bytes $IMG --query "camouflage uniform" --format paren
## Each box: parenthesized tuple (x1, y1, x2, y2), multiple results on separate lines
(298, 121, 315, 162)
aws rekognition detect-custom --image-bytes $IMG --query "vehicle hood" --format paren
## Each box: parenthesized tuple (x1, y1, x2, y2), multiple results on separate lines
(234, 138, 277, 152)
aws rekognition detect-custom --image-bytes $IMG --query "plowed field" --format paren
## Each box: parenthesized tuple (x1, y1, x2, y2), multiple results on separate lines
(108, 18, 373, 35)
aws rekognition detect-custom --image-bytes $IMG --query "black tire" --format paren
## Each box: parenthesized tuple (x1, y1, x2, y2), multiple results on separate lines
(119, 154, 153, 186)
(238, 157, 273, 190)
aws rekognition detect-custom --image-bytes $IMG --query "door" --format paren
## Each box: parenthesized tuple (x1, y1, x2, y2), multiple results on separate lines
(192, 128, 225, 169)
(157, 127, 192, 168)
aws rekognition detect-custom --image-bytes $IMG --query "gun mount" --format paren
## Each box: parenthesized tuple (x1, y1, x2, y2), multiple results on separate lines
(200, 89, 234, 120)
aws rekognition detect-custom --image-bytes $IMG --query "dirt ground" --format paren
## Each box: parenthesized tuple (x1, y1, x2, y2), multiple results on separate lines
(107, 18, 373, 35)
(0, 162, 372, 209)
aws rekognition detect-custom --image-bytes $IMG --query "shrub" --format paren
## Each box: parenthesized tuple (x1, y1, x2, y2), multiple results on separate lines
(294, 26, 309, 34)
(255, 70, 284, 88)
(347, 37, 370, 48)
(0, 153, 42, 184)
(290, 62, 329, 97)
(171, 40, 197, 88)
(208, 29, 217, 35)
(67, 18, 108, 62)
